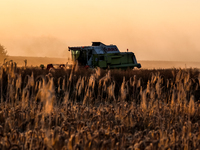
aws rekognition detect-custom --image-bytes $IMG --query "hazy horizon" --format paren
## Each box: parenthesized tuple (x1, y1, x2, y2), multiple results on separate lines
(1, 0, 200, 61)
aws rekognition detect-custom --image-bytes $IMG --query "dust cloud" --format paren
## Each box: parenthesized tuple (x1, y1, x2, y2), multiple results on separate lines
(1, 25, 200, 63)
(1, 36, 70, 58)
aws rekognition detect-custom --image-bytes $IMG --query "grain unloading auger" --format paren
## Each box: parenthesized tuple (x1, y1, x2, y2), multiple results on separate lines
(68, 42, 141, 69)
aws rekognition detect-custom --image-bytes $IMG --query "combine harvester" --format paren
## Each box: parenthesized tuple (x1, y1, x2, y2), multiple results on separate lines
(68, 42, 141, 69)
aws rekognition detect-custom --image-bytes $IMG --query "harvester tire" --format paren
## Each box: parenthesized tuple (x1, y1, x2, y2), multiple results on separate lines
(137, 64, 141, 68)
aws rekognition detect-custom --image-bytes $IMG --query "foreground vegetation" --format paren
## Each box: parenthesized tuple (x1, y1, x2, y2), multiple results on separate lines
(0, 61, 200, 150)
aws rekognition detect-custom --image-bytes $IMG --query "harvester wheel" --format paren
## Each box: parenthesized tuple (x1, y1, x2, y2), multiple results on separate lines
(137, 64, 141, 68)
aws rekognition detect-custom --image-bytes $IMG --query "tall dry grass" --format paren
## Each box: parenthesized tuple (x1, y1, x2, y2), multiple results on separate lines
(0, 61, 199, 149)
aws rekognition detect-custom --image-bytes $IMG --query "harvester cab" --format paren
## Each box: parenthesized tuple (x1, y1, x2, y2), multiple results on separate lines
(68, 42, 141, 69)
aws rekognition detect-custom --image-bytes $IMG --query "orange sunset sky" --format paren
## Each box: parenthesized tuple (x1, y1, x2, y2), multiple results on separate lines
(0, 0, 200, 61)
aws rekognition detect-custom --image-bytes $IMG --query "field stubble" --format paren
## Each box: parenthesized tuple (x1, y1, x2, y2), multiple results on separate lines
(0, 61, 200, 149)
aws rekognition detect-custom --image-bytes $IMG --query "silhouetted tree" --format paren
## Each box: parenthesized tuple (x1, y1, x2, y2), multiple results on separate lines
(24, 59, 27, 68)
(0, 44, 7, 60)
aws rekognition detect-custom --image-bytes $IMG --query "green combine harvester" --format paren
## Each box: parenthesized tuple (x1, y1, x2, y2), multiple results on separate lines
(68, 42, 141, 69)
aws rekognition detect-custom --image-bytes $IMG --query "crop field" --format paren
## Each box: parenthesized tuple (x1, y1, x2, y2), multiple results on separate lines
(0, 61, 200, 150)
